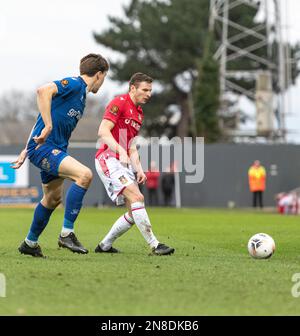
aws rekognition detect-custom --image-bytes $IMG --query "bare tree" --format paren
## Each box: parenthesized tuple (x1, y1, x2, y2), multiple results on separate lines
(0, 90, 37, 121)
(0, 89, 109, 122)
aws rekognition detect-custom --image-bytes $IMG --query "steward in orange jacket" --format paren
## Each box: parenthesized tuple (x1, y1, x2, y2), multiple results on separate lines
(248, 160, 266, 208)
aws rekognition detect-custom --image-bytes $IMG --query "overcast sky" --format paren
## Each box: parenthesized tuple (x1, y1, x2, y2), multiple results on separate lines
(0, 0, 299, 142)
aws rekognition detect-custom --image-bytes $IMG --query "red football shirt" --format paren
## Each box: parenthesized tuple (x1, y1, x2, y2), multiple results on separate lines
(95, 93, 144, 160)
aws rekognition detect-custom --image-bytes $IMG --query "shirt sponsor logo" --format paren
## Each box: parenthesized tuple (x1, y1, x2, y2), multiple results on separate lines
(67, 108, 82, 121)
(125, 119, 141, 131)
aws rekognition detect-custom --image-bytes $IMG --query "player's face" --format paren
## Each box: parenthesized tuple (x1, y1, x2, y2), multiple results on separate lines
(132, 82, 152, 104)
(91, 71, 107, 93)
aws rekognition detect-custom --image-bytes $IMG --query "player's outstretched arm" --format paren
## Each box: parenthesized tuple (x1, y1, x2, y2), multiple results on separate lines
(32, 83, 57, 149)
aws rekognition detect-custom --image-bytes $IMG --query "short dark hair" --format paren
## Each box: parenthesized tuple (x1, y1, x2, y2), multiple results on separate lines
(129, 72, 153, 90)
(80, 53, 109, 77)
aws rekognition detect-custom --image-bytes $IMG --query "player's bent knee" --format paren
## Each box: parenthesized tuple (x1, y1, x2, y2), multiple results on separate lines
(42, 196, 62, 209)
(52, 196, 62, 208)
(124, 185, 144, 204)
(131, 193, 144, 204)
(77, 168, 93, 187)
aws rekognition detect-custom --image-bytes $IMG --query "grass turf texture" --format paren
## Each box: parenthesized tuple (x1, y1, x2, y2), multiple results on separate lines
(0, 207, 300, 316)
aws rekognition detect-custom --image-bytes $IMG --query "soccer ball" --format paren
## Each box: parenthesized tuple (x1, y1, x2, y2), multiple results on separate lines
(247, 233, 275, 259)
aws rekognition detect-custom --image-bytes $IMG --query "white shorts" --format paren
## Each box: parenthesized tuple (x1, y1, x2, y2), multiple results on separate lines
(95, 155, 136, 205)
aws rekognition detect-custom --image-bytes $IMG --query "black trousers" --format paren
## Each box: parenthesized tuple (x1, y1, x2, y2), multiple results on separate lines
(253, 191, 263, 208)
(148, 188, 159, 206)
(163, 190, 173, 206)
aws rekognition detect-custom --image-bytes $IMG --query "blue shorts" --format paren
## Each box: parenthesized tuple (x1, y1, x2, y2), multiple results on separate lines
(27, 144, 68, 184)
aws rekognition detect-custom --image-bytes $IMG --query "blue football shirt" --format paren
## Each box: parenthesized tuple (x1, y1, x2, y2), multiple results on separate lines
(27, 76, 87, 152)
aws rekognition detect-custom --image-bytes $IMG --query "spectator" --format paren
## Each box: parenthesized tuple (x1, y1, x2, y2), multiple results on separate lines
(276, 192, 299, 215)
(161, 165, 175, 207)
(248, 160, 266, 209)
(145, 161, 160, 206)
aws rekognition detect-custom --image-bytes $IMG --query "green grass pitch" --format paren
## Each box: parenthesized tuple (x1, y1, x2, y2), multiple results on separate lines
(0, 207, 300, 316)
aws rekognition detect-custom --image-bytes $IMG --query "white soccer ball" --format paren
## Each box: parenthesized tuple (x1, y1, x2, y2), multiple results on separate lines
(247, 233, 275, 259)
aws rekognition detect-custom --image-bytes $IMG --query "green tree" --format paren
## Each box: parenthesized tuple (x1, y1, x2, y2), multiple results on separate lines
(94, 0, 299, 140)
(94, 0, 210, 138)
(194, 34, 221, 142)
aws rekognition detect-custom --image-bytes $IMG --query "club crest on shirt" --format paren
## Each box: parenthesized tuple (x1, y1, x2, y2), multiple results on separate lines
(119, 175, 128, 185)
(110, 105, 119, 115)
(61, 79, 69, 87)
(51, 149, 61, 156)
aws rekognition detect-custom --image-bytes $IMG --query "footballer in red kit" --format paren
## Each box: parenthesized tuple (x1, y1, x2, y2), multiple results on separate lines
(94, 72, 175, 256)
(95, 93, 143, 161)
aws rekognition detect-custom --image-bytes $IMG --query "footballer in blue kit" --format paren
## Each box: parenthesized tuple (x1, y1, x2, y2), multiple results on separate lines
(27, 76, 87, 184)
(11, 53, 109, 257)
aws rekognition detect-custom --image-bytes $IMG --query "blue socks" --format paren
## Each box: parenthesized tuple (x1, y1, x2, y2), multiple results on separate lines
(26, 202, 54, 243)
(62, 183, 87, 233)
(26, 183, 87, 244)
